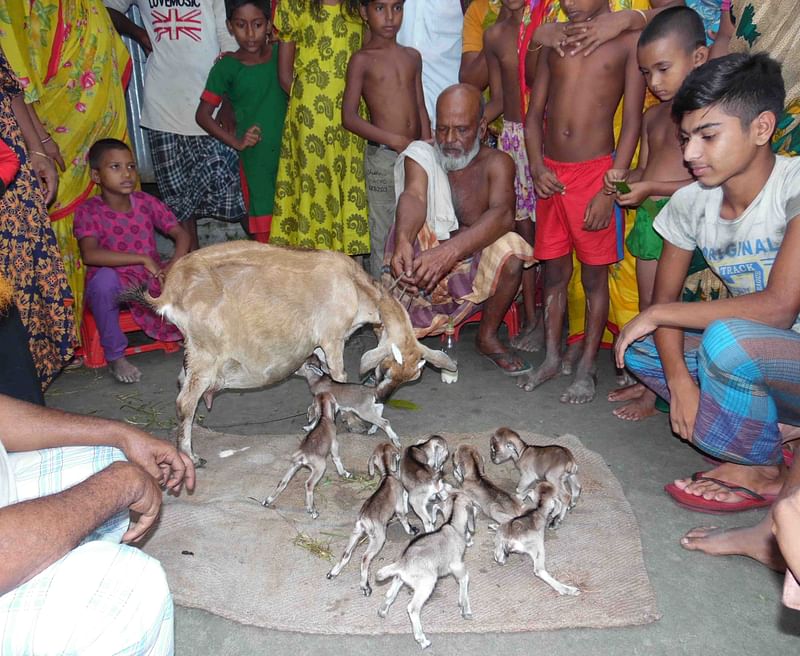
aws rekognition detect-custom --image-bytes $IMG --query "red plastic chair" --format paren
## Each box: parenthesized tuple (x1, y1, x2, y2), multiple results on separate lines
(445, 303, 521, 342)
(80, 305, 180, 369)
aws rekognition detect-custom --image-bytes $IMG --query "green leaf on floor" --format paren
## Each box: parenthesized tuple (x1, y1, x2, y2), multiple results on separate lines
(387, 399, 420, 411)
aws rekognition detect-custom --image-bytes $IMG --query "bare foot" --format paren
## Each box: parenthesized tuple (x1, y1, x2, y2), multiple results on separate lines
(607, 382, 645, 403)
(560, 341, 583, 376)
(109, 356, 141, 384)
(510, 321, 544, 353)
(680, 524, 785, 570)
(560, 370, 596, 404)
(773, 485, 800, 608)
(517, 356, 561, 392)
(612, 389, 659, 421)
(674, 463, 785, 502)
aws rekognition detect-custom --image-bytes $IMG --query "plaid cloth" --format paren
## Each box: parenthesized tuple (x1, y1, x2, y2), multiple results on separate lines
(625, 319, 800, 466)
(147, 128, 245, 224)
(0, 445, 174, 655)
(382, 223, 536, 338)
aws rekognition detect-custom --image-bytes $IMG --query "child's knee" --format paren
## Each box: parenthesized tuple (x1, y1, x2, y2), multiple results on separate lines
(86, 268, 122, 302)
(698, 319, 753, 375)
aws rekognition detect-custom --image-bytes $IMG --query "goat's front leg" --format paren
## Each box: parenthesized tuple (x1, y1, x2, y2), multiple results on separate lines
(515, 472, 539, 501)
(452, 563, 472, 619)
(406, 579, 435, 649)
(528, 540, 580, 596)
(329, 438, 351, 478)
(396, 491, 419, 535)
(328, 522, 364, 580)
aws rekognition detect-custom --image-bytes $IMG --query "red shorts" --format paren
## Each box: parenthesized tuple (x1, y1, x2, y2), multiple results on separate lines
(534, 154, 621, 265)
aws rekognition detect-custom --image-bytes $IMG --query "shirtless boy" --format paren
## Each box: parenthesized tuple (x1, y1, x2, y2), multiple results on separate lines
(522, 0, 645, 403)
(484, 0, 541, 352)
(342, 0, 430, 279)
(604, 6, 708, 420)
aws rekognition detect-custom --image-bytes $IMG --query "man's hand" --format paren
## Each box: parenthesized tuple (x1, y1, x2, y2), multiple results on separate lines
(391, 238, 416, 283)
(118, 428, 196, 495)
(412, 243, 459, 294)
(29, 152, 59, 205)
(117, 462, 164, 543)
(616, 181, 651, 207)
(532, 163, 565, 198)
(603, 167, 630, 195)
(614, 307, 658, 368)
(563, 11, 630, 56)
(583, 190, 614, 231)
(669, 375, 700, 442)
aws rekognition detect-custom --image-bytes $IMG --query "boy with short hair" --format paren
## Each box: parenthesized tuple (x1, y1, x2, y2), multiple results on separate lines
(604, 6, 709, 420)
(522, 0, 646, 403)
(483, 0, 540, 352)
(616, 53, 800, 520)
(342, 0, 430, 279)
(74, 139, 188, 384)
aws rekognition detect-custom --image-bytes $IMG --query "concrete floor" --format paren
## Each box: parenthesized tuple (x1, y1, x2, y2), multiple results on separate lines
(46, 326, 799, 655)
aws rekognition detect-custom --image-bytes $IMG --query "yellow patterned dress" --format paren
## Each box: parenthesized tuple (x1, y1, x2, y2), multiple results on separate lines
(0, 0, 131, 327)
(271, 0, 369, 254)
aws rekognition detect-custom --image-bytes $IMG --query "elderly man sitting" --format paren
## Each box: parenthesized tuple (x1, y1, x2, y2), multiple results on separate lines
(384, 83, 536, 375)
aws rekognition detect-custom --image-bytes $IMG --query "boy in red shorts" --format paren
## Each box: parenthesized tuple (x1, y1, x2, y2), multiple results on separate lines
(522, 0, 645, 403)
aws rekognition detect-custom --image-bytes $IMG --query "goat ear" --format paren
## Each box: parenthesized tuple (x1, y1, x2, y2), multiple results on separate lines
(359, 345, 388, 375)
(418, 343, 456, 371)
(477, 453, 486, 477)
(368, 455, 377, 478)
(416, 359, 426, 370)
(508, 442, 519, 459)
(467, 504, 476, 534)
(390, 342, 403, 365)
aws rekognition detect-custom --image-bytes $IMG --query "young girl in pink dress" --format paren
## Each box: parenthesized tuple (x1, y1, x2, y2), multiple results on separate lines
(74, 139, 189, 383)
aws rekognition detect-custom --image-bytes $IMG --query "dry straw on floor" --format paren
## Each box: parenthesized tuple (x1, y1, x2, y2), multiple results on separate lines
(142, 427, 659, 634)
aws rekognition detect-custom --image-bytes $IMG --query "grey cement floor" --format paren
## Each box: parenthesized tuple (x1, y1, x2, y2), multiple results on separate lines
(46, 327, 799, 655)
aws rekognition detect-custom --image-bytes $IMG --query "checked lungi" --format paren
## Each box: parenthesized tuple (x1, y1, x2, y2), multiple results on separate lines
(0, 445, 174, 655)
(625, 318, 800, 466)
(147, 129, 245, 224)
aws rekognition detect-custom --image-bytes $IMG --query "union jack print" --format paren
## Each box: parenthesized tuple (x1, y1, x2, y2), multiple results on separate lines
(152, 8, 203, 42)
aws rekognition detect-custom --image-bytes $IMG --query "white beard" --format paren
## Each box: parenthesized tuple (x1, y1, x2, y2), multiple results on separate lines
(434, 136, 481, 172)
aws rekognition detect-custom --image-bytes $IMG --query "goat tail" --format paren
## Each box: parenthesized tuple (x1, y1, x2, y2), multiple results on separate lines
(375, 562, 399, 582)
(117, 284, 159, 312)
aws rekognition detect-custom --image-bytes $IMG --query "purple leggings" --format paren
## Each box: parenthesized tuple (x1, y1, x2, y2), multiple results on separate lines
(85, 268, 127, 362)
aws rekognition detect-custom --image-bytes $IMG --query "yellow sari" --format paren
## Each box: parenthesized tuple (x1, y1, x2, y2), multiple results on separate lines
(0, 0, 131, 326)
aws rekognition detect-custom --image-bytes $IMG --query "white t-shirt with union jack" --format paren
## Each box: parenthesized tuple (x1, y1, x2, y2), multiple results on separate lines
(105, 0, 237, 135)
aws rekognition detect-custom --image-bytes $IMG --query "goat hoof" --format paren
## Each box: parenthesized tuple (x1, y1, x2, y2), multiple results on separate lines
(417, 637, 431, 650)
(462, 611, 473, 620)
(310, 510, 319, 519)
(262, 498, 273, 508)
(377, 607, 388, 619)
(343, 471, 353, 479)
(410, 526, 420, 535)
(326, 571, 335, 579)
(362, 584, 372, 596)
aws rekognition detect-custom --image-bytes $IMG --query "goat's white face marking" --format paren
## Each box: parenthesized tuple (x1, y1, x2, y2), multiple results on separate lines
(391, 343, 403, 365)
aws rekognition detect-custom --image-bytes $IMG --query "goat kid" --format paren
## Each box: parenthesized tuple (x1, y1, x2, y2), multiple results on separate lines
(128, 242, 455, 465)
(327, 443, 417, 596)
(489, 427, 581, 526)
(400, 436, 449, 532)
(261, 393, 350, 518)
(452, 444, 525, 524)
(492, 481, 580, 597)
(297, 359, 400, 447)
(375, 491, 477, 650)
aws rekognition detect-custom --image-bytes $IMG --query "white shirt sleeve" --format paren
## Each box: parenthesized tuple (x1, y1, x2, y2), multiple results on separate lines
(103, 0, 134, 14)
(212, 0, 238, 53)
(653, 185, 700, 251)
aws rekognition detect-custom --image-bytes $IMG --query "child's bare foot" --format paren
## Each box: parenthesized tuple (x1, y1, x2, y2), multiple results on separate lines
(109, 356, 141, 384)
(607, 382, 645, 403)
(680, 523, 785, 570)
(674, 463, 785, 503)
(560, 369, 596, 404)
(773, 483, 800, 608)
(517, 355, 561, 392)
(560, 340, 583, 376)
(612, 388, 659, 421)
(510, 321, 544, 352)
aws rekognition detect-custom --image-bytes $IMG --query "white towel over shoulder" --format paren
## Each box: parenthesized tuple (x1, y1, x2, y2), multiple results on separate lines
(394, 141, 458, 241)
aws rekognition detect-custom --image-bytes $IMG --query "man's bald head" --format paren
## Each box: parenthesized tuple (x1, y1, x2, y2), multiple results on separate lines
(436, 84, 484, 126)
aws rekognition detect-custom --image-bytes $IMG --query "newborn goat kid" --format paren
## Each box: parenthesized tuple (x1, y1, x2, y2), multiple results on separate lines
(327, 442, 417, 596)
(297, 359, 400, 447)
(452, 444, 525, 524)
(400, 436, 449, 532)
(493, 481, 580, 597)
(490, 427, 581, 526)
(376, 491, 476, 650)
(262, 393, 350, 518)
